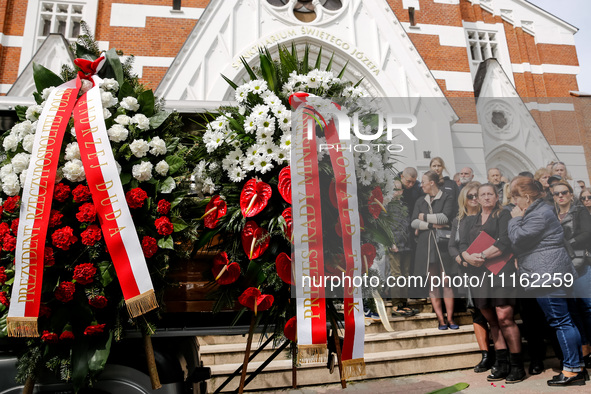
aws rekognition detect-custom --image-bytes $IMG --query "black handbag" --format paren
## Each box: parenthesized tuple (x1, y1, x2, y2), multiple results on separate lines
(572, 249, 591, 271)
(435, 228, 451, 245)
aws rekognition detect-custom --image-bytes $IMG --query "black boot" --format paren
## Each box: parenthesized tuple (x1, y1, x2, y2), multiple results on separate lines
(474, 350, 495, 373)
(487, 349, 510, 381)
(505, 352, 526, 383)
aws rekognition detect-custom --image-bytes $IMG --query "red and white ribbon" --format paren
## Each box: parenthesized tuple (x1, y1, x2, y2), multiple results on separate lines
(8, 78, 81, 337)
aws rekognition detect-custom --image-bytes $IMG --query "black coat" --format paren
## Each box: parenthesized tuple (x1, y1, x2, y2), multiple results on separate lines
(410, 190, 456, 277)
(442, 176, 459, 218)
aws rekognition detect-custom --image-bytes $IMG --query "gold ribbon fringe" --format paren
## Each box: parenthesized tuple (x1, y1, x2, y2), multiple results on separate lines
(7, 317, 39, 338)
(126, 289, 159, 318)
(297, 344, 328, 364)
(342, 358, 366, 379)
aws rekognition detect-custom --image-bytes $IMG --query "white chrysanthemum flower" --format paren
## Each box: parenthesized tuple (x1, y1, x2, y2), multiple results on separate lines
(132, 161, 153, 182)
(235, 84, 251, 103)
(257, 115, 275, 133)
(20, 171, 27, 186)
(252, 104, 270, 117)
(211, 115, 229, 131)
(12, 120, 35, 139)
(42, 87, 56, 100)
(2, 133, 20, 152)
(22, 134, 35, 153)
(103, 108, 112, 119)
(149, 136, 167, 156)
(193, 160, 208, 181)
(263, 94, 281, 107)
(359, 169, 373, 186)
(245, 144, 265, 158)
(63, 159, 86, 183)
(254, 156, 273, 174)
(155, 160, 169, 176)
(114, 114, 131, 125)
(120, 96, 140, 112)
(272, 104, 287, 117)
(2, 173, 20, 196)
(107, 124, 129, 142)
(222, 148, 244, 171)
(25, 105, 43, 121)
(280, 133, 292, 151)
(132, 113, 150, 130)
(101, 91, 118, 108)
(238, 106, 246, 115)
(0, 164, 15, 180)
(203, 129, 225, 153)
(256, 128, 274, 143)
(64, 142, 80, 161)
(243, 115, 258, 134)
(278, 114, 291, 132)
(100, 78, 119, 91)
(260, 143, 277, 159)
(274, 145, 289, 164)
(12, 153, 31, 174)
(228, 165, 246, 182)
(243, 155, 257, 172)
(130, 139, 150, 158)
(282, 82, 295, 97)
(249, 80, 268, 95)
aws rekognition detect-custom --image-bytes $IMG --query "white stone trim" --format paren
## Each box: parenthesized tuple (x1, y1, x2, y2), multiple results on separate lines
(123, 56, 175, 78)
(525, 102, 575, 112)
(110, 4, 204, 27)
(552, 145, 591, 184)
(0, 34, 24, 47)
(401, 0, 420, 10)
(0, 84, 13, 94)
(431, 70, 474, 92)
(433, 0, 460, 4)
(511, 63, 579, 75)
(400, 23, 466, 47)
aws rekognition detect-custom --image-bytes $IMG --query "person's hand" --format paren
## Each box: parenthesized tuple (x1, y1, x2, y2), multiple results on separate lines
(433, 224, 447, 229)
(464, 252, 485, 268)
(511, 206, 525, 218)
(418, 213, 425, 221)
(414, 229, 419, 237)
(390, 244, 399, 253)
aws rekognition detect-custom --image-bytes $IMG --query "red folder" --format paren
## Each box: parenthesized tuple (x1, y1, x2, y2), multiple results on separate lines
(466, 231, 513, 275)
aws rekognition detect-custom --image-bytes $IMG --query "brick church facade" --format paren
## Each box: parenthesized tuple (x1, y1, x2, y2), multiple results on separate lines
(1, 0, 590, 182)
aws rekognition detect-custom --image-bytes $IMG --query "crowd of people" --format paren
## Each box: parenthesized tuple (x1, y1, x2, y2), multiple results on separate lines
(388, 157, 591, 387)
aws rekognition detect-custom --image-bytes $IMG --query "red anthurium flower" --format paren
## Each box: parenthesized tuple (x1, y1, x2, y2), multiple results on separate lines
(238, 287, 274, 315)
(325, 254, 346, 276)
(361, 243, 377, 272)
(278, 167, 292, 204)
(202, 195, 227, 229)
(284, 316, 297, 342)
(368, 186, 387, 219)
(275, 252, 293, 285)
(241, 221, 269, 260)
(211, 252, 241, 285)
(240, 179, 272, 217)
(281, 207, 293, 241)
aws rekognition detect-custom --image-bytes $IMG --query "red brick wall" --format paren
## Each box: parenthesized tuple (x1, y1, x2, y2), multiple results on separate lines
(0, 46, 21, 84)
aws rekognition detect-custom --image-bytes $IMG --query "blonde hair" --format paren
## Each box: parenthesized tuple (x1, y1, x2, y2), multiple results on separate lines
(458, 181, 481, 220)
(534, 167, 551, 182)
(501, 183, 511, 206)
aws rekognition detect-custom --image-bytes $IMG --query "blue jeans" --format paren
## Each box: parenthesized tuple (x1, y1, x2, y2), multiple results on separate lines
(573, 265, 591, 345)
(537, 291, 583, 372)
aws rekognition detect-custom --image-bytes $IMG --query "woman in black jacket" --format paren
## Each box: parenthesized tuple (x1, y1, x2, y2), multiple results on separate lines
(459, 183, 524, 384)
(552, 180, 591, 367)
(411, 170, 457, 329)
(430, 157, 459, 218)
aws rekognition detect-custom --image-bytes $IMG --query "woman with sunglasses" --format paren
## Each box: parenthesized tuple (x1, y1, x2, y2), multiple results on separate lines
(459, 183, 524, 383)
(551, 161, 582, 197)
(553, 180, 591, 369)
(509, 176, 584, 386)
(449, 182, 495, 372)
(580, 189, 591, 214)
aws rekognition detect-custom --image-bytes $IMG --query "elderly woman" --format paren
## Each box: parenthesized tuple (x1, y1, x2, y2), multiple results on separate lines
(411, 170, 457, 330)
(580, 188, 591, 215)
(459, 183, 523, 383)
(430, 157, 459, 218)
(552, 180, 591, 368)
(534, 167, 552, 204)
(449, 181, 494, 372)
(509, 176, 584, 386)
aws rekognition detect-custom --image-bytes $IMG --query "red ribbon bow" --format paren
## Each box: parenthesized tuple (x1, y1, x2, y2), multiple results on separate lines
(73, 56, 105, 82)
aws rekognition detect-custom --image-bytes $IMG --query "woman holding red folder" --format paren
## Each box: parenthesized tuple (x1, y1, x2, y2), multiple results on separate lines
(458, 183, 524, 384)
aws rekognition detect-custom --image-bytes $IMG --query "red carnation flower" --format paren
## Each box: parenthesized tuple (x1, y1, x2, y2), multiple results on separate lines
(39, 304, 51, 318)
(84, 323, 106, 336)
(155, 216, 174, 236)
(44, 246, 55, 267)
(10, 218, 19, 234)
(59, 331, 75, 341)
(0, 291, 9, 306)
(0, 222, 9, 238)
(2, 234, 16, 252)
(157, 199, 171, 215)
(238, 287, 274, 315)
(72, 185, 91, 202)
(126, 188, 148, 209)
(0, 267, 6, 285)
(52, 226, 78, 250)
(49, 209, 63, 228)
(3, 196, 20, 213)
(141, 236, 158, 258)
(89, 295, 108, 309)
(76, 203, 97, 223)
(55, 281, 75, 303)
(73, 263, 96, 285)
(53, 183, 71, 202)
(81, 225, 102, 246)
(41, 331, 59, 344)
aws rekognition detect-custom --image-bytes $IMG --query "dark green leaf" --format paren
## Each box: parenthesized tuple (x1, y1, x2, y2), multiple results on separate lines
(97, 261, 115, 287)
(120, 172, 132, 185)
(72, 339, 90, 391)
(337, 61, 349, 79)
(302, 45, 309, 74)
(165, 155, 185, 175)
(150, 111, 171, 129)
(15, 106, 27, 122)
(326, 53, 334, 72)
(33, 92, 43, 105)
(33, 63, 64, 93)
(165, 137, 180, 153)
(170, 195, 184, 209)
(88, 332, 113, 372)
(158, 236, 174, 250)
(172, 217, 189, 232)
(314, 47, 323, 70)
(240, 57, 258, 80)
(222, 74, 239, 90)
(75, 43, 97, 61)
(245, 260, 266, 287)
(104, 48, 124, 86)
(194, 228, 220, 250)
(118, 81, 135, 101)
(138, 90, 155, 117)
(259, 49, 277, 92)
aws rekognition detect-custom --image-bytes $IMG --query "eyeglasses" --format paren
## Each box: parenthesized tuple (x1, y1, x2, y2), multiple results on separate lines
(467, 194, 478, 200)
(581, 196, 591, 201)
(553, 190, 570, 197)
